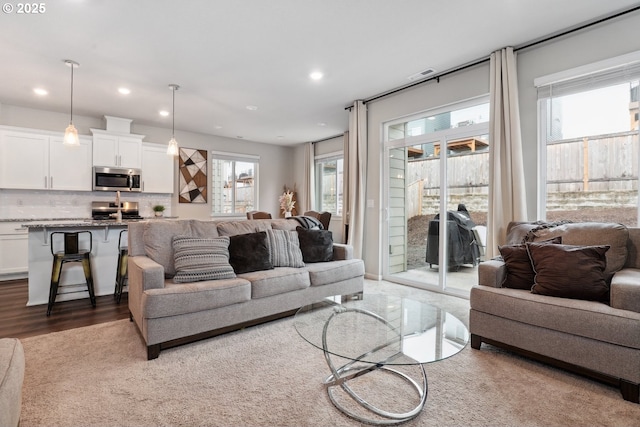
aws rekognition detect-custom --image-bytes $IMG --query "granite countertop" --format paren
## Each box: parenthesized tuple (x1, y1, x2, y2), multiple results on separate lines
(22, 220, 137, 229)
(0, 217, 90, 223)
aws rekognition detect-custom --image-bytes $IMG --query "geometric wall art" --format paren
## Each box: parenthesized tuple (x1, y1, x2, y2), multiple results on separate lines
(179, 147, 208, 203)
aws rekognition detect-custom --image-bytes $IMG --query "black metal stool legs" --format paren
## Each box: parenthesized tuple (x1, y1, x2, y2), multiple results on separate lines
(47, 231, 96, 316)
(82, 253, 97, 308)
(114, 249, 128, 304)
(114, 229, 128, 304)
(47, 255, 64, 316)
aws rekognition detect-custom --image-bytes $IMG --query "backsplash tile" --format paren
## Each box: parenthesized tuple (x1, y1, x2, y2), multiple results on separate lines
(0, 189, 171, 220)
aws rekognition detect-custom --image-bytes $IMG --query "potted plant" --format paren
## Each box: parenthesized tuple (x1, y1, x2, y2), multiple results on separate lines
(152, 205, 165, 217)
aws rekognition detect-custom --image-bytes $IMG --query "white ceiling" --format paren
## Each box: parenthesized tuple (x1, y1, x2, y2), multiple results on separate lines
(1, 0, 638, 146)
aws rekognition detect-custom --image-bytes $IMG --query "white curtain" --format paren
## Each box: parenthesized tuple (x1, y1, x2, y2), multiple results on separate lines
(303, 142, 315, 212)
(346, 100, 367, 258)
(487, 47, 528, 258)
(342, 131, 350, 243)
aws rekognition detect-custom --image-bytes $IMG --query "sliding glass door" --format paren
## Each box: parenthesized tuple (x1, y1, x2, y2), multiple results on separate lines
(383, 99, 489, 296)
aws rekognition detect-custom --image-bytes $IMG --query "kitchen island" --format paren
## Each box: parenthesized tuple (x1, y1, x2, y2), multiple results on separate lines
(23, 220, 138, 306)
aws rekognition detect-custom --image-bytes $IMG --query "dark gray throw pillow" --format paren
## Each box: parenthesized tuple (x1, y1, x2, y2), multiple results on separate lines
(498, 236, 562, 289)
(296, 226, 333, 263)
(527, 242, 610, 302)
(228, 231, 273, 274)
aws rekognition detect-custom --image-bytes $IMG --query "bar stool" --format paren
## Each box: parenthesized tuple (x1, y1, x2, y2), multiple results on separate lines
(47, 231, 96, 316)
(114, 229, 128, 304)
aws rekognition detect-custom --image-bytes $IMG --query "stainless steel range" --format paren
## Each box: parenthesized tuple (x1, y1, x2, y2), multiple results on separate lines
(91, 201, 143, 220)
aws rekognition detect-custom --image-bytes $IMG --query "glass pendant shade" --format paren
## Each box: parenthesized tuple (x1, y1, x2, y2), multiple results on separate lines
(167, 84, 180, 156)
(167, 136, 179, 156)
(63, 59, 80, 146)
(64, 123, 79, 146)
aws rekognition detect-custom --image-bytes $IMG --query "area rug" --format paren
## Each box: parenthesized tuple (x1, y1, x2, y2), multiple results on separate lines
(19, 288, 640, 426)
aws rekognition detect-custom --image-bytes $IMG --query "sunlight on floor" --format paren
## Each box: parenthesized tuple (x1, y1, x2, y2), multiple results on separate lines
(388, 264, 478, 296)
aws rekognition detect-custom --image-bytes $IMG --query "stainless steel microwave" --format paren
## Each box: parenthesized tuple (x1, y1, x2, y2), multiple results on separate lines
(93, 166, 142, 192)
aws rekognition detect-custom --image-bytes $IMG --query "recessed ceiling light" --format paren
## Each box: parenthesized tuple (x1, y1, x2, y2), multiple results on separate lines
(277, 136, 284, 139)
(317, 122, 326, 127)
(33, 88, 48, 96)
(310, 71, 324, 81)
(118, 87, 131, 95)
(214, 125, 222, 129)
(159, 110, 170, 117)
(246, 105, 258, 111)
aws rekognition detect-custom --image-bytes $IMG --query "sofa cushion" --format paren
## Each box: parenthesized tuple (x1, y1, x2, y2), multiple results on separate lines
(143, 220, 192, 277)
(172, 236, 236, 283)
(296, 226, 333, 263)
(228, 232, 273, 274)
(270, 219, 299, 231)
(527, 242, 610, 302)
(470, 285, 640, 349)
(217, 220, 271, 237)
(508, 222, 628, 275)
(305, 259, 365, 287)
(499, 237, 562, 290)
(239, 267, 310, 299)
(188, 220, 220, 238)
(143, 278, 251, 318)
(0, 338, 24, 427)
(265, 229, 304, 268)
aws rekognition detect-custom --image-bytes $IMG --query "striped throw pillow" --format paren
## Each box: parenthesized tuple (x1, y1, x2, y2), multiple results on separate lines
(173, 236, 236, 283)
(265, 229, 304, 268)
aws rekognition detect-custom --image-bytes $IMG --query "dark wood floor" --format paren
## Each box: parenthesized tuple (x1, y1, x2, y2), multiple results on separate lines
(0, 279, 130, 340)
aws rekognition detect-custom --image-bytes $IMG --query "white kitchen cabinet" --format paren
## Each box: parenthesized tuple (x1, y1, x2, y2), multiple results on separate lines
(0, 222, 28, 279)
(0, 128, 92, 191)
(142, 142, 175, 193)
(91, 129, 143, 169)
(48, 136, 93, 191)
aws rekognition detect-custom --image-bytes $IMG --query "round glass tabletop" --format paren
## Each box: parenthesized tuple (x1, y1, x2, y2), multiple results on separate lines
(294, 294, 469, 366)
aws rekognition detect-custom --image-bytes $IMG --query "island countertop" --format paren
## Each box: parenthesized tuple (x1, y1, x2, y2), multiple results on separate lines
(23, 220, 139, 229)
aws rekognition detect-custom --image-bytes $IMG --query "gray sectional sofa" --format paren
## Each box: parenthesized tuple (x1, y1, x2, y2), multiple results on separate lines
(128, 218, 365, 360)
(470, 222, 640, 403)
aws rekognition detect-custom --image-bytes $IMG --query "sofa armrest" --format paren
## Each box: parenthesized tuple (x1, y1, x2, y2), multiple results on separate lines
(478, 259, 506, 288)
(332, 243, 353, 260)
(128, 255, 166, 291)
(610, 268, 640, 313)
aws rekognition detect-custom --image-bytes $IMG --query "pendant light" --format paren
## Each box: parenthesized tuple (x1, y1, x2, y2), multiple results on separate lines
(63, 60, 80, 146)
(167, 84, 180, 156)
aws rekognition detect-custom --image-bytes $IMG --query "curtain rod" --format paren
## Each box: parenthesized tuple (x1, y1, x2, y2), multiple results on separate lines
(310, 133, 344, 144)
(348, 5, 640, 109)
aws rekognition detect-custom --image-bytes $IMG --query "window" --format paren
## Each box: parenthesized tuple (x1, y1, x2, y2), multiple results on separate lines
(210, 151, 259, 216)
(315, 153, 343, 216)
(536, 53, 640, 226)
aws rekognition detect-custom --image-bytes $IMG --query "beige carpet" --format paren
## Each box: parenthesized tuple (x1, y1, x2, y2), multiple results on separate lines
(19, 281, 640, 426)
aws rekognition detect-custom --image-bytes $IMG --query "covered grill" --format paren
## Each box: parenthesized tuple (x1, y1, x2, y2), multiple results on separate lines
(425, 204, 482, 270)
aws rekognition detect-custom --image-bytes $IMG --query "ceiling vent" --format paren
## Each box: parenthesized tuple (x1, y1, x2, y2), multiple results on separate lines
(407, 68, 436, 81)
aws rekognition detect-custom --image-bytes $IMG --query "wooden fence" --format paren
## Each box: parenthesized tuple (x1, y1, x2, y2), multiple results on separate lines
(405, 130, 639, 217)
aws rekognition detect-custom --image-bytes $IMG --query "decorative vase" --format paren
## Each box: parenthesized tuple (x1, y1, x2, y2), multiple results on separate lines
(284, 211, 292, 218)
(154, 211, 163, 217)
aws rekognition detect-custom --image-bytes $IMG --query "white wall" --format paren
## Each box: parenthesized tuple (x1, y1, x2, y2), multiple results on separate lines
(0, 104, 297, 220)
(361, 10, 640, 279)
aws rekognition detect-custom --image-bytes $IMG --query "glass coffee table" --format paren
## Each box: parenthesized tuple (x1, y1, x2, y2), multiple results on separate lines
(294, 294, 469, 425)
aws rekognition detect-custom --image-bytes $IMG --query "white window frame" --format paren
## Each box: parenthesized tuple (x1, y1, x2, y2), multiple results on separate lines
(535, 50, 640, 222)
(210, 151, 260, 217)
(314, 151, 343, 217)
